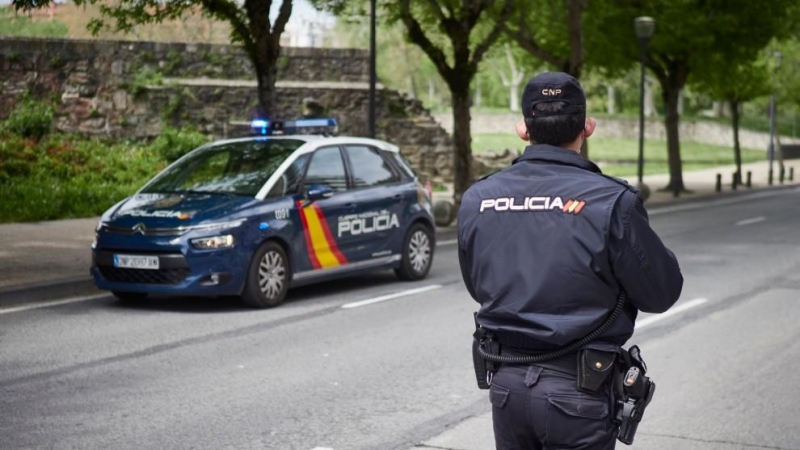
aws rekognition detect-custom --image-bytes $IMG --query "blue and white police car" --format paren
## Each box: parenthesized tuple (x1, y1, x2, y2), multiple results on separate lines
(91, 119, 436, 308)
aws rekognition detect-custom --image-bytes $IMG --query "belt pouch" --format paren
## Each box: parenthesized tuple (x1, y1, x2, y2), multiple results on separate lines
(577, 349, 617, 394)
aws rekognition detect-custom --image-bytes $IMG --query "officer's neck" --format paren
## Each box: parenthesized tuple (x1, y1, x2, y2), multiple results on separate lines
(533, 137, 583, 154)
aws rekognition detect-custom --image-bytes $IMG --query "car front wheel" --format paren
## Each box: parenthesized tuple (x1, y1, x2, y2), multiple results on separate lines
(242, 241, 290, 308)
(395, 223, 434, 281)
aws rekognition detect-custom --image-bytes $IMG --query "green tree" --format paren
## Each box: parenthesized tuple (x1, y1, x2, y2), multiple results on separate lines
(590, 0, 796, 196)
(320, 0, 513, 203)
(12, 0, 293, 117)
(693, 55, 772, 185)
(502, 0, 590, 156)
(393, 0, 513, 204)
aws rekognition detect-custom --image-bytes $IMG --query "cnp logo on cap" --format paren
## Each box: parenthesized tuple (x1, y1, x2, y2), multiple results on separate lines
(522, 72, 586, 118)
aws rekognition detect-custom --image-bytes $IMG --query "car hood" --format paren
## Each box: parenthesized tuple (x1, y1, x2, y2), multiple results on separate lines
(107, 193, 258, 228)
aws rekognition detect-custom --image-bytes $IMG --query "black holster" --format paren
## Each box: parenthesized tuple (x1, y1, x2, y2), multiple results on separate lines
(613, 345, 656, 445)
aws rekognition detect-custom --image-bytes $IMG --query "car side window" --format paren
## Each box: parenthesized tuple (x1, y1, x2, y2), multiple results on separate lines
(304, 146, 347, 192)
(345, 145, 399, 188)
(266, 154, 310, 198)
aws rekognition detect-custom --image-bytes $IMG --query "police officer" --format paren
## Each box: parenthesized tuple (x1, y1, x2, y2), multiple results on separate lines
(458, 72, 683, 449)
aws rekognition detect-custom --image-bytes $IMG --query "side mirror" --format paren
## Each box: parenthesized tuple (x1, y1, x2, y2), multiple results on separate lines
(306, 184, 334, 202)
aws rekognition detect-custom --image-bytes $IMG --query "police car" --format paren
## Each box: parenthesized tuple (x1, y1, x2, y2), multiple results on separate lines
(91, 118, 436, 308)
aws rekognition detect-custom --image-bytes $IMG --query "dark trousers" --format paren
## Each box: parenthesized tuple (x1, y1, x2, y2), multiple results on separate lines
(490, 364, 618, 450)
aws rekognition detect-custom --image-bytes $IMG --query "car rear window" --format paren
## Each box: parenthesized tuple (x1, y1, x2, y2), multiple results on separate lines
(390, 151, 417, 180)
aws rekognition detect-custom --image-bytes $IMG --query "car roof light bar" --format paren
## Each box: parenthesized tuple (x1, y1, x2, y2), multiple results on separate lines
(250, 118, 338, 136)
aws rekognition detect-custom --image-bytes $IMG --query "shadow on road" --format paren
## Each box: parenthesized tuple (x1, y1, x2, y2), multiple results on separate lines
(107, 270, 403, 314)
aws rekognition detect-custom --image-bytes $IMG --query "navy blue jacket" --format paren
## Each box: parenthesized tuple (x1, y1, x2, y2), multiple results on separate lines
(458, 144, 683, 351)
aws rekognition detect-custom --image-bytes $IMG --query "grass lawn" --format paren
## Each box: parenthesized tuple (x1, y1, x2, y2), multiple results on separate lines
(471, 134, 766, 177)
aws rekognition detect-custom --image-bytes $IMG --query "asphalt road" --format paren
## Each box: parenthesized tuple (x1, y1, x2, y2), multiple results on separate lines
(2, 187, 800, 450)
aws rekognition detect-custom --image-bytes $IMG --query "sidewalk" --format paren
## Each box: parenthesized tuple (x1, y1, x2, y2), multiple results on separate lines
(1, 159, 798, 309)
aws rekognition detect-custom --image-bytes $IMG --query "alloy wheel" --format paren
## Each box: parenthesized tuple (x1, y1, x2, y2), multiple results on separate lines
(258, 250, 286, 300)
(408, 230, 431, 274)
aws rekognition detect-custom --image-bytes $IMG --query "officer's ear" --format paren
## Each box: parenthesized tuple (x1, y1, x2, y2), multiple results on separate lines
(583, 117, 597, 140)
(516, 119, 529, 141)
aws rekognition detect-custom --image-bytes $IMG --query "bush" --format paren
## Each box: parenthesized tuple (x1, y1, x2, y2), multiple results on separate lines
(0, 130, 167, 222)
(150, 126, 210, 162)
(3, 94, 55, 140)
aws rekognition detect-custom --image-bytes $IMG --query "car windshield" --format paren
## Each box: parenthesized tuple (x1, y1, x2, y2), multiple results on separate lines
(141, 139, 305, 197)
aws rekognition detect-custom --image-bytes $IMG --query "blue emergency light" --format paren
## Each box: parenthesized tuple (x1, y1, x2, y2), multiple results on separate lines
(250, 118, 338, 136)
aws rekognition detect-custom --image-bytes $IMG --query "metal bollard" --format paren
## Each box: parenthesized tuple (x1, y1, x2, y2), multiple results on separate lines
(769, 169, 774, 185)
(746, 171, 752, 188)
(716, 173, 722, 192)
(732, 172, 737, 191)
(790, 167, 795, 182)
(780, 166, 785, 184)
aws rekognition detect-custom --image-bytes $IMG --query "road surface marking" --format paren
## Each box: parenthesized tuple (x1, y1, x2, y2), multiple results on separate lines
(341, 285, 442, 309)
(437, 239, 458, 247)
(635, 298, 708, 329)
(649, 187, 800, 216)
(735, 216, 766, 226)
(0, 293, 109, 315)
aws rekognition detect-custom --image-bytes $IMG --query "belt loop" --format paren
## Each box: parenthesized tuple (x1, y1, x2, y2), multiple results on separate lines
(525, 365, 544, 387)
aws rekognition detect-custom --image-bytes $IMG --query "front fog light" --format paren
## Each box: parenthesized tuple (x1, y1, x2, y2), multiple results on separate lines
(191, 235, 234, 249)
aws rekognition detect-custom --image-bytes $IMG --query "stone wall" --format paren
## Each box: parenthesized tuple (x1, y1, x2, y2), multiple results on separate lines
(0, 37, 368, 91)
(0, 37, 452, 182)
(433, 112, 800, 150)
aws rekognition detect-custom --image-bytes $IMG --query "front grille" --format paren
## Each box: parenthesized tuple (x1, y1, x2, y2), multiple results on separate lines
(103, 224, 187, 237)
(98, 266, 191, 285)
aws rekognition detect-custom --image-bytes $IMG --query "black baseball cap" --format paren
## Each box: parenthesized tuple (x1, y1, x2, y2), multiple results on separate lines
(521, 72, 586, 119)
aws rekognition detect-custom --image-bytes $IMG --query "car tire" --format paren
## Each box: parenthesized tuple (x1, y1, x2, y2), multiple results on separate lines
(112, 291, 148, 302)
(395, 223, 434, 281)
(242, 240, 290, 308)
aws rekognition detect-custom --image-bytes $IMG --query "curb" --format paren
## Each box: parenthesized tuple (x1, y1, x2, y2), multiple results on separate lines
(0, 277, 101, 308)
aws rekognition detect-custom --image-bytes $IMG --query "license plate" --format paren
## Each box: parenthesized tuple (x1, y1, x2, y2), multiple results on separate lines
(113, 254, 160, 270)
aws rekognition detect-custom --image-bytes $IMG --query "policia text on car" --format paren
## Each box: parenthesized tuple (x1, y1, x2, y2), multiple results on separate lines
(458, 72, 682, 449)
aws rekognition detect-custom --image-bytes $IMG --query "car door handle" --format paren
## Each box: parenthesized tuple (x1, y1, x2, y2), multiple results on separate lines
(345, 203, 358, 209)
(393, 194, 402, 199)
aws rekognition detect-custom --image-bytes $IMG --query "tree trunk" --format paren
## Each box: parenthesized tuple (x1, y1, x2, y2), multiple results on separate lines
(509, 82, 520, 112)
(566, 0, 583, 79)
(254, 62, 278, 118)
(607, 85, 616, 115)
(731, 99, 742, 184)
(450, 83, 473, 207)
(662, 83, 685, 196)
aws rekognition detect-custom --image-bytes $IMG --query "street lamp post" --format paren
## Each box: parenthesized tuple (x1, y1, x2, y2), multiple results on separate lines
(368, 0, 377, 138)
(768, 51, 782, 185)
(635, 17, 655, 200)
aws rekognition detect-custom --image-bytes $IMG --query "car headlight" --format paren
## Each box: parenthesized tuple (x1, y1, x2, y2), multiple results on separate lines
(191, 235, 234, 249)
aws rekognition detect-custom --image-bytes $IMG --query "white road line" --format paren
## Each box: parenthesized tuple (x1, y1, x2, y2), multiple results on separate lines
(341, 285, 442, 309)
(0, 293, 110, 315)
(437, 239, 458, 247)
(648, 187, 800, 216)
(735, 216, 766, 226)
(635, 298, 708, 329)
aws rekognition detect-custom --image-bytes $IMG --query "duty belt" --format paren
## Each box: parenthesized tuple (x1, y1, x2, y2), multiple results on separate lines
(498, 348, 578, 376)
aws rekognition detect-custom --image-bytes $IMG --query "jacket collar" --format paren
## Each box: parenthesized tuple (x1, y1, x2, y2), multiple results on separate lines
(513, 144, 602, 174)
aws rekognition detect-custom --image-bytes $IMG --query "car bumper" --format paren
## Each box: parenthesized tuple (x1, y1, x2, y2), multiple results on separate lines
(91, 247, 246, 296)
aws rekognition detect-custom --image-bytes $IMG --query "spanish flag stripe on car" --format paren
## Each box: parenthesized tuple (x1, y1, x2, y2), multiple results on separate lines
(296, 201, 322, 269)
(296, 201, 348, 269)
